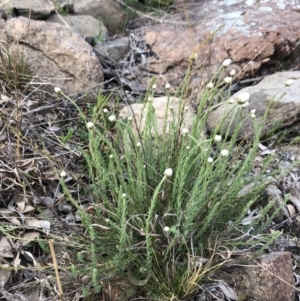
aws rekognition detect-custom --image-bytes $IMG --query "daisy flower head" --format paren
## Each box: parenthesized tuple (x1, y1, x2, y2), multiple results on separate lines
(108, 115, 116, 122)
(220, 149, 229, 157)
(181, 128, 189, 136)
(222, 59, 232, 67)
(237, 92, 250, 104)
(164, 168, 173, 177)
(54, 87, 62, 94)
(206, 82, 214, 89)
(224, 77, 232, 84)
(214, 135, 222, 142)
(60, 171, 67, 178)
(86, 121, 94, 129)
(230, 69, 236, 76)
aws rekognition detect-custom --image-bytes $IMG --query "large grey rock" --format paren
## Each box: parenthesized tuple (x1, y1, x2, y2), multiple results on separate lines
(47, 14, 109, 41)
(119, 96, 206, 141)
(94, 36, 129, 62)
(72, 0, 128, 35)
(206, 71, 300, 139)
(1, 0, 52, 19)
(0, 17, 103, 95)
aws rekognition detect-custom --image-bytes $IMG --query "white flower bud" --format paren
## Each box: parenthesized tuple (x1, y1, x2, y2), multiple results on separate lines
(181, 128, 189, 135)
(206, 82, 214, 89)
(241, 102, 249, 108)
(109, 154, 113, 159)
(60, 171, 67, 178)
(136, 142, 142, 147)
(108, 115, 116, 122)
(122, 193, 126, 197)
(86, 121, 94, 129)
(228, 98, 235, 104)
(103, 108, 108, 113)
(222, 59, 232, 67)
(190, 53, 198, 61)
(165, 83, 171, 89)
(230, 69, 236, 76)
(251, 113, 256, 118)
(164, 168, 173, 177)
(207, 157, 214, 163)
(237, 92, 250, 104)
(164, 226, 170, 232)
(285, 79, 294, 86)
(214, 135, 222, 142)
(220, 149, 229, 157)
(223, 77, 232, 84)
(250, 109, 256, 114)
(128, 115, 133, 121)
(152, 83, 157, 90)
(54, 87, 62, 94)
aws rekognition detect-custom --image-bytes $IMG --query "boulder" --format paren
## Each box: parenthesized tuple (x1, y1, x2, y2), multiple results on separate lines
(119, 96, 206, 141)
(0, 17, 103, 95)
(206, 71, 300, 139)
(217, 252, 295, 301)
(94, 36, 129, 62)
(72, 0, 128, 35)
(47, 14, 109, 42)
(139, 0, 300, 94)
(1, 0, 52, 19)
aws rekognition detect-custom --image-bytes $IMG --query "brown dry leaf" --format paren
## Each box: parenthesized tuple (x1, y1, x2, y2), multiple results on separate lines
(0, 264, 11, 287)
(0, 94, 12, 102)
(21, 251, 40, 267)
(0, 129, 7, 141)
(0, 237, 14, 258)
(49, 184, 64, 199)
(46, 125, 61, 133)
(0, 287, 28, 301)
(22, 205, 35, 213)
(287, 204, 296, 217)
(58, 201, 72, 213)
(290, 195, 300, 212)
(219, 281, 238, 300)
(15, 196, 26, 212)
(24, 287, 45, 301)
(21, 232, 40, 247)
(0, 209, 22, 225)
(25, 218, 50, 230)
(13, 252, 21, 268)
(9, 192, 26, 223)
(45, 112, 58, 120)
(36, 114, 46, 121)
(241, 208, 261, 226)
(37, 208, 55, 219)
(33, 196, 54, 207)
(258, 143, 268, 151)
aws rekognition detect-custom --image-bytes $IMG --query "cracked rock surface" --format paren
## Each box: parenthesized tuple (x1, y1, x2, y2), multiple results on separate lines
(0, 17, 103, 95)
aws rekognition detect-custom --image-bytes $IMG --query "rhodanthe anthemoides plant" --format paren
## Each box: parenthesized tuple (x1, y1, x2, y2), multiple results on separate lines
(57, 57, 295, 300)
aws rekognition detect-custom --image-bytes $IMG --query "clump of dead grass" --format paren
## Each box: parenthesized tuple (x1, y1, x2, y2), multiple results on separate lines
(0, 41, 32, 92)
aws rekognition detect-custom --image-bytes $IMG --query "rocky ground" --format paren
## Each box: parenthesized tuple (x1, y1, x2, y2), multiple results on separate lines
(1, 0, 300, 300)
